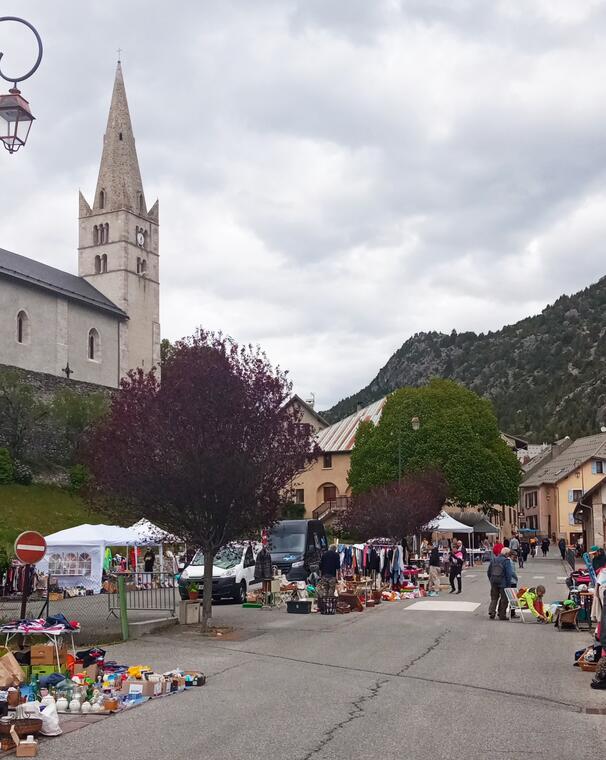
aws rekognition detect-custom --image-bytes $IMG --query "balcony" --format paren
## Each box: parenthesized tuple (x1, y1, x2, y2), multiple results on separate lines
(312, 496, 351, 523)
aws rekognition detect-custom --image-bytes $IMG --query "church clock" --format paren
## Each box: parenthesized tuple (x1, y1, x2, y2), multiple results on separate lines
(136, 230, 145, 247)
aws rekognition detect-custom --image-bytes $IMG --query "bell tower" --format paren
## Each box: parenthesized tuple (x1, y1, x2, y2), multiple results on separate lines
(78, 61, 160, 378)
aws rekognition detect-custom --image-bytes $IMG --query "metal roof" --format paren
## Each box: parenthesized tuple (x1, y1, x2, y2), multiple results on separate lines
(0, 247, 127, 319)
(316, 397, 387, 452)
(522, 433, 606, 488)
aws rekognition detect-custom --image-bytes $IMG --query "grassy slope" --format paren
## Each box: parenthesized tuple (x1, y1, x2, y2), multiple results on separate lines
(0, 484, 95, 552)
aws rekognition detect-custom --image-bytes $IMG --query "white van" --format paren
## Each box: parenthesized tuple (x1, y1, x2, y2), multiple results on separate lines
(178, 543, 258, 603)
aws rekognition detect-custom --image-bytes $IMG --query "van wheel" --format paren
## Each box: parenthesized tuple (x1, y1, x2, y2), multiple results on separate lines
(235, 581, 247, 604)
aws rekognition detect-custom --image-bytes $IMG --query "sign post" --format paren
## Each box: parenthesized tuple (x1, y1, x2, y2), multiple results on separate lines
(14, 531, 47, 621)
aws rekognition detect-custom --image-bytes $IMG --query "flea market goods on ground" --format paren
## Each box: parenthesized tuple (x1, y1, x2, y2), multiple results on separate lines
(0, 611, 204, 757)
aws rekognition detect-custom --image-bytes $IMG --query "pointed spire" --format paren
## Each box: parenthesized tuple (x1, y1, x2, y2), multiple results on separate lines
(93, 62, 147, 215)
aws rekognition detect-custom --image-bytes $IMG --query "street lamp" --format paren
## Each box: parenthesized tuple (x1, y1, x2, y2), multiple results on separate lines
(0, 17, 43, 154)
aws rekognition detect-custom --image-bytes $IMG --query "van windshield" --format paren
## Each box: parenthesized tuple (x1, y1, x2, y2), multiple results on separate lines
(189, 547, 242, 569)
(267, 525, 306, 553)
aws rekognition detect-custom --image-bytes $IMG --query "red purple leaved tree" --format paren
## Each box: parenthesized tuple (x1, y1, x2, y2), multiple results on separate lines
(339, 470, 448, 542)
(84, 331, 318, 629)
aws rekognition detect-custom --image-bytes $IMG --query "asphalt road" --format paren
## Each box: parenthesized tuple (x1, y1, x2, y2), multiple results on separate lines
(38, 549, 606, 760)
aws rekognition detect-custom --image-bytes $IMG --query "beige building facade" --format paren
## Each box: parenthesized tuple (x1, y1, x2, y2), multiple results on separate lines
(520, 433, 606, 546)
(0, 63, 159, 388)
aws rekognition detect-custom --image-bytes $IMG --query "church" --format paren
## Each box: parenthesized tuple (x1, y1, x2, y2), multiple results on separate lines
(0, 63, 160, 388)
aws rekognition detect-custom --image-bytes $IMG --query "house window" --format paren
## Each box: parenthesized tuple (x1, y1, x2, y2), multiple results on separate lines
(295, 489, 304, 504)
(592, 461, 605, 474)
(101, 254, 107, 273)
(524, 491, 538, 509)
(88, 328, 100, 362)
(94, 255, 101, 274)
(568, 489, 583, 503)
(16, 310, 30, 345)
(323, 453, 333, 469)
(323, 485, 337, 502)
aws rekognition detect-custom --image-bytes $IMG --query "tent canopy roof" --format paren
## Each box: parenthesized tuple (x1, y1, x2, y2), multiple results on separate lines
(44, 524, 141, 546)
(128, 519, 182, 544)
(423, 511, 474, 534)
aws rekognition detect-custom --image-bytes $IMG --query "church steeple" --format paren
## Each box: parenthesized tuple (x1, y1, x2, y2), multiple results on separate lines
(93, 62, 147, 215)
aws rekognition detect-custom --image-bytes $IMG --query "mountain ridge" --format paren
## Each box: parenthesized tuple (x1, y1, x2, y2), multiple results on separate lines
(322, 276, 606, 441)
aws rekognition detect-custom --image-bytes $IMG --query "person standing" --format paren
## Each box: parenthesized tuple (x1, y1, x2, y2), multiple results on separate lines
(558, 537, 566, 561)
(449, 546, 463, 594)
(529, 537, 537, 558)
(317, 545, 341, 600)
(487, 547, 513, 620)
(520, 538, 530, 565)
(428, 541, 441, 596)
(509, 533, 520, 568)
(541, 537, 550, 557)
(492, 539, 504, 557)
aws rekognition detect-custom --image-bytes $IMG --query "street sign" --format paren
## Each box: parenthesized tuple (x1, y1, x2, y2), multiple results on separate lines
(14, 531, 46, 564)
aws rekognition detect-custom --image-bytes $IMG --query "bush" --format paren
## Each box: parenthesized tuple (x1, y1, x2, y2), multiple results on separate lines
(68, 464, 90, 494)
(12, 460, 33, 486)
(0, 448, 13, 484)
(282, 502, 306, 519)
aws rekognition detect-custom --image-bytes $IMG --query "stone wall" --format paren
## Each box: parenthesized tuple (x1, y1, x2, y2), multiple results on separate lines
(0, 363, 114, 468)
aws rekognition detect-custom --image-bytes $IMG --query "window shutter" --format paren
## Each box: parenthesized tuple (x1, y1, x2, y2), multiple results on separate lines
(592, 461, 597, 475)
(568, 490, 573, 503)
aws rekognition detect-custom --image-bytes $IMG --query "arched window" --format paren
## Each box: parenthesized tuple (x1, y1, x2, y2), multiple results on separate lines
(94, 255, 101, 274)
(88, 328, 100, 362)
(93, 225, 99, 245)
(101, 254, 107, 273)
(99, 189, 106, 209)
(16, 310, 30, 345)
(140, 258, 147, 274)
(104, 223, 109, 243)
(138, 193, 145, 215)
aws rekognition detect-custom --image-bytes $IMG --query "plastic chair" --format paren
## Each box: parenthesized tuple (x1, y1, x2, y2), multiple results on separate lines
(504, 588, 532, 623)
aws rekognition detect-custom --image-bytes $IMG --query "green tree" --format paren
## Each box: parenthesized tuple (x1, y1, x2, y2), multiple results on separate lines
(0, 370, 47, 459)
(160, 338, 175, 366)
(0, 448, 13, 484)
(51, 389, 108, 456)
(348, 379, 520, 507)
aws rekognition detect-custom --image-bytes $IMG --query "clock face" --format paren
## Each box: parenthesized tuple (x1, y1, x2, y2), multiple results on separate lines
(137, 231, 145, 247)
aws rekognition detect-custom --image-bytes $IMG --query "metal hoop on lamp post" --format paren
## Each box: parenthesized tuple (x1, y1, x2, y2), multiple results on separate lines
(0, 16, 43, 88)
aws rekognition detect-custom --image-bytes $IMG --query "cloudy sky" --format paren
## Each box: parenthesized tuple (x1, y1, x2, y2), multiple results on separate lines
(2, 1, 606, 409)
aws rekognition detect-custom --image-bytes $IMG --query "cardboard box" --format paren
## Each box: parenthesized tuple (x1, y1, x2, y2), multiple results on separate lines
(120, 678, 163, 697)
(73, 663, 99, 680)
(10, 727, 37, 757)
(30, 643, 67, 666)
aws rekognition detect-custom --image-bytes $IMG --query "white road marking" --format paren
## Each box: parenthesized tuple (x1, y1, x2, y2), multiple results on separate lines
(406, 601, 481, 612)
(532, 576, 545, 579)
(557, 576, 567, 580)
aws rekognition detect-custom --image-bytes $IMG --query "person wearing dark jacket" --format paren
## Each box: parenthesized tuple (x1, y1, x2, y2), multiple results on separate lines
(487, 547, 513, 620)
(449, 548, 463, 594)
(254, 545, 273, 598)
(317, 545, 340, 599)
(558, 538, 566, 560)
(428, 542, 441, 596)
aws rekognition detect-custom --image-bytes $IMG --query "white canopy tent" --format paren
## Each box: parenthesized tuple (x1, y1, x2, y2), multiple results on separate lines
(128, 519, 184, 574)
(36, 524, 141, 593)
(424, 511, 482, 565)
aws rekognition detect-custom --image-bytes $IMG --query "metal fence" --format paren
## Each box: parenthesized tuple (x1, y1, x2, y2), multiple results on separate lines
(106, 572, 178, 617)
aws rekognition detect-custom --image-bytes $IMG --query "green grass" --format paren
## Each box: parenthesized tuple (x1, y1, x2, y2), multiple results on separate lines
(0, 484, 95, 552)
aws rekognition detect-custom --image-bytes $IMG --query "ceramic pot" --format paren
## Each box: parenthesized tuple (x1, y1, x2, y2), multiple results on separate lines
(80, 701, 92, 714)
(69, 698, 81, 713)
(56, 697, 69, 712)
(91, 702, 103, 713)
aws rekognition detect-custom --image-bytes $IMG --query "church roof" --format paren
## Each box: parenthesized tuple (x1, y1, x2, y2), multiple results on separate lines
(0, 247, 127, 318)
(92, 62, 147, 215)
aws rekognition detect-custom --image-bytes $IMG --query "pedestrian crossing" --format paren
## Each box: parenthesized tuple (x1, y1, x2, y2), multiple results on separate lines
(407, 600, 481, 612)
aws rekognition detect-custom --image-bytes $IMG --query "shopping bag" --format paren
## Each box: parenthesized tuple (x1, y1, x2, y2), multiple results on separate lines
(0, 647, 25, 688)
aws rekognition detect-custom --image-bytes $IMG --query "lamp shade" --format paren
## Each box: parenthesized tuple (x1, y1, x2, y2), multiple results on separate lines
(0, 88, 35, 153)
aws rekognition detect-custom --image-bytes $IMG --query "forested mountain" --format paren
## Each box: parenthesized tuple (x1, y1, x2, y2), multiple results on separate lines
(323, 277, 606, 442)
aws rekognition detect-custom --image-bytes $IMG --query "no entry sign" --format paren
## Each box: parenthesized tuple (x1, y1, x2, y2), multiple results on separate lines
(14, 531, 47, 564)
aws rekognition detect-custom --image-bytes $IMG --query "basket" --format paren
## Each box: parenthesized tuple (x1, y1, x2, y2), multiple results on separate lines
(317, 596, 337, 615)
(578, 650, 599, 672)
(0, 718, 43, 738)
(286, 600, 312, 614)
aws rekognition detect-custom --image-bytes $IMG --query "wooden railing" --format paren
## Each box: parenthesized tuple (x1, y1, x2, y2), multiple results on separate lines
(313, 496, 351, 522)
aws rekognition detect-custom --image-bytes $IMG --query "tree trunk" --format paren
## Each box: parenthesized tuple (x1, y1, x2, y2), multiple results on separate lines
(201, 543, 214, 632)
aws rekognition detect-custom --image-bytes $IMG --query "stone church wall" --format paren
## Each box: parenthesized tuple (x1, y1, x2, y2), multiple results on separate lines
(0, 363, 114, 468)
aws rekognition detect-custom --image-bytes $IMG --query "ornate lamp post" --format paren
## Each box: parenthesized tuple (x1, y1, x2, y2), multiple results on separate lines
(0, 16, 43, 154)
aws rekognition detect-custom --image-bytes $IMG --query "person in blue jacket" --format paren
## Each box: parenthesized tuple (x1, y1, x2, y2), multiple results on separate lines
(487, 547, 513, 620)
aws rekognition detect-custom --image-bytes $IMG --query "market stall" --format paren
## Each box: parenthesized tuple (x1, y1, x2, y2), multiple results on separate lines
(36, 525, 142, 593)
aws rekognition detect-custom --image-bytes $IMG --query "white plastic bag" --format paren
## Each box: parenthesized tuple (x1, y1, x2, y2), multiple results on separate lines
(39, 696, 62, 736)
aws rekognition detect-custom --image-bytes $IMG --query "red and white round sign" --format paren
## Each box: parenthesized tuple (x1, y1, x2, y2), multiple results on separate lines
(14, 531, 47, 564)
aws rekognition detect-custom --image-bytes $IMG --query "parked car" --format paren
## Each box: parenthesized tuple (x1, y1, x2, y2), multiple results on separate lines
(266, 519, 328, 581)
(178, 543, 258, 603)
